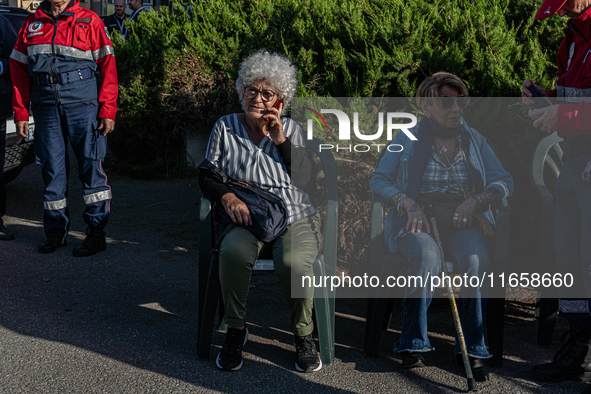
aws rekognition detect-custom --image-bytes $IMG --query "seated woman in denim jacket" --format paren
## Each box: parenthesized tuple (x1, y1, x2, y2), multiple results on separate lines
(370, 72, 513, 381)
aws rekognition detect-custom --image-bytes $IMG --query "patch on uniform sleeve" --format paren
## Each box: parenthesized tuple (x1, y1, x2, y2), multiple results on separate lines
(28, 21, 44, 33)
(76, 18, 92, 23)
(26, 32, 43, 37)
(104, 26, 111, 40)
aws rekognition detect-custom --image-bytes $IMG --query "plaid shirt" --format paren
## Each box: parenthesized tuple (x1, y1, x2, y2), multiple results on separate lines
(419, 136, 469, 196)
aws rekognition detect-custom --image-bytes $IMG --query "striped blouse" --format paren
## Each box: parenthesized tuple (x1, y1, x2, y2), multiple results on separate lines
(205, 113, 317, 225)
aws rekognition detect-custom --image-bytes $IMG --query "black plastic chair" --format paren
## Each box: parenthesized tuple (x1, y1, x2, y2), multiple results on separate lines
(364, 181, 511, 366)
(531, 132, 563, 346)
(197, 137, 338, 365)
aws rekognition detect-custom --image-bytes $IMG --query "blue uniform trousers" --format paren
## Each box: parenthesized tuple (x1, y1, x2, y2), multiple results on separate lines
(33, 100, 111, 239)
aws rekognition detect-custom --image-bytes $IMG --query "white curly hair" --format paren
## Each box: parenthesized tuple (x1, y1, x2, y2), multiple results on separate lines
(235, 50, 298, 113)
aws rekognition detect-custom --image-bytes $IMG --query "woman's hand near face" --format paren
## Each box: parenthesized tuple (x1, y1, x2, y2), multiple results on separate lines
(401, 198, 430, 234)
(265, 101, 286, 145)
(453, 198, 477, 230)
(221, 193, 252, 226)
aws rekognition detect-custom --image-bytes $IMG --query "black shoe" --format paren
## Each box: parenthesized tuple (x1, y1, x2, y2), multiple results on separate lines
(294, 334, 322, 372)
(72, 227, 106, 257)
(532, 330, 591, 383)
(216, 327, 248, 371)
(456, 354, 490, 382)
(400, 351, 426, 369)
(38, 236, 67, 253)
(0, 224, 15, 241)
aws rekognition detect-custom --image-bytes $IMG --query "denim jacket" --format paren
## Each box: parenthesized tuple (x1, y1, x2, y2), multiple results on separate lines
(370, 118, 514, 254)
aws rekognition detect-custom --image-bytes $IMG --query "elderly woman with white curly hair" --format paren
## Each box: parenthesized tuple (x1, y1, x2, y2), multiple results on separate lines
(198, 50, 322, 373)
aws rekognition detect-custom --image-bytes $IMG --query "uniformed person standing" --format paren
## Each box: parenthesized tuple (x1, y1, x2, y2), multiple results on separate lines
(103, 0, 128, 37)
(10, 0, 117, 256)
(522, 0, 591, 385)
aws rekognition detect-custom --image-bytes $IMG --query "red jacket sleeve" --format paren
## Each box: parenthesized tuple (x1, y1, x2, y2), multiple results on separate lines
(91, 15, 118, 120)
(10, 19, 32, 122)
(557, 102, 591, 139)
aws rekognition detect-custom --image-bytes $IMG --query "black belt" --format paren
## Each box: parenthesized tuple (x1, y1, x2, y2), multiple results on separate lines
(33, 68, 94, 86)
(564, 135, 591, 155)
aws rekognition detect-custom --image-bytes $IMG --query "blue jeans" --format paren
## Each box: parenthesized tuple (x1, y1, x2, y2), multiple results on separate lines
(395, 227, 492, 359)
(555, 152, 591, 330)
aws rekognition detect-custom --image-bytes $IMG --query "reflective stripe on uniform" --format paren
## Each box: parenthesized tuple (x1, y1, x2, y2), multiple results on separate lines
(92, 45, 115, 60)
(27, 44, 94, 61)
(83, 190, 112, 205)
(44, 198, 67, 211)
(557, 86, 591, 102)
(559, 299, 590, 314)
(10, 49, 28, 64)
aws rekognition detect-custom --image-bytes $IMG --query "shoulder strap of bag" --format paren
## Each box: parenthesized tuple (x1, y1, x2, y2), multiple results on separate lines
(199, 159, 285, 208)
(237, 183, 285, 207)
(198, 159, 229, 183)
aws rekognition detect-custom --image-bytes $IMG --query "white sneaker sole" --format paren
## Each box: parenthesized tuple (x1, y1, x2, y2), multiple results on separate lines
(295, 356, 323, 372)
(215, 328, 249, 371)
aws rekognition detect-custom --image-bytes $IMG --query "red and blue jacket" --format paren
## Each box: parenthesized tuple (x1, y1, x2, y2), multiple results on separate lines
(547, 6, 591, 139)
(9, 0, 117, 121)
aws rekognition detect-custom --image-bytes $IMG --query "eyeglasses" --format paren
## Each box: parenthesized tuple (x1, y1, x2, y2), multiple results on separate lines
(244, 87, 277, 102)
(439, 95, 470, 109)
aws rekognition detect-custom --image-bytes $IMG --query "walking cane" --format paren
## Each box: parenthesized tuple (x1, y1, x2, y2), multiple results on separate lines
(427, 203, 477, 392)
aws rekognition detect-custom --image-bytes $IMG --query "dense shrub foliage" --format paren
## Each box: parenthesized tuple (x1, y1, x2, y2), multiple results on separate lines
(112, 0, 566, 268)
(112, 0, 564, 173)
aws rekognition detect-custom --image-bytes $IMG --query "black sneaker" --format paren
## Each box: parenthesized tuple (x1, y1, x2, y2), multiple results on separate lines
(532, 330, 591, 382)
(0, 224, 15, 241)
(38, 236, 67, 253)
(456, 354, 490, 382)
(216, 327, 248, 371)
(400, 351, 426, 369)
(294, 334, 322, 372)
(72, 227, 106, 257)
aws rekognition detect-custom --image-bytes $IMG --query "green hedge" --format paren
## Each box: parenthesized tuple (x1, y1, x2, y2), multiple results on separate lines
(111, 0, 564, 175)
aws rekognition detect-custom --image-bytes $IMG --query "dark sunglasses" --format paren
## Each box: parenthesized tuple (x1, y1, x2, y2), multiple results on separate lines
(439, 95, 470, 109)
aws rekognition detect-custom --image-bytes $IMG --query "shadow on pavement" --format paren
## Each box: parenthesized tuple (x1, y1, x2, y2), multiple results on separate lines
(0, 163, 588, 393)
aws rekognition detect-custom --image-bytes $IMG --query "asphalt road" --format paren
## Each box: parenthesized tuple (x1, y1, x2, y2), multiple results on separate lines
(0, 160, 588, 393)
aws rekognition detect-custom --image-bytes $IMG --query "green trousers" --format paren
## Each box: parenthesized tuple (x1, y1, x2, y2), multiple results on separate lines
(218, 213, 321, 336)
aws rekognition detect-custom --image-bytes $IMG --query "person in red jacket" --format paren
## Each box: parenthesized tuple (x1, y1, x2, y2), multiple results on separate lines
(10, 0, 117, 256)
(522, 0, 591, 385)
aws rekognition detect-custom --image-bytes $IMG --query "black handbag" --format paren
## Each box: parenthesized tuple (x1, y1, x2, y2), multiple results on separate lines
(418, 192, 465, 228)
(418, 191, 495, 236)
(198, 159, 288, 242)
